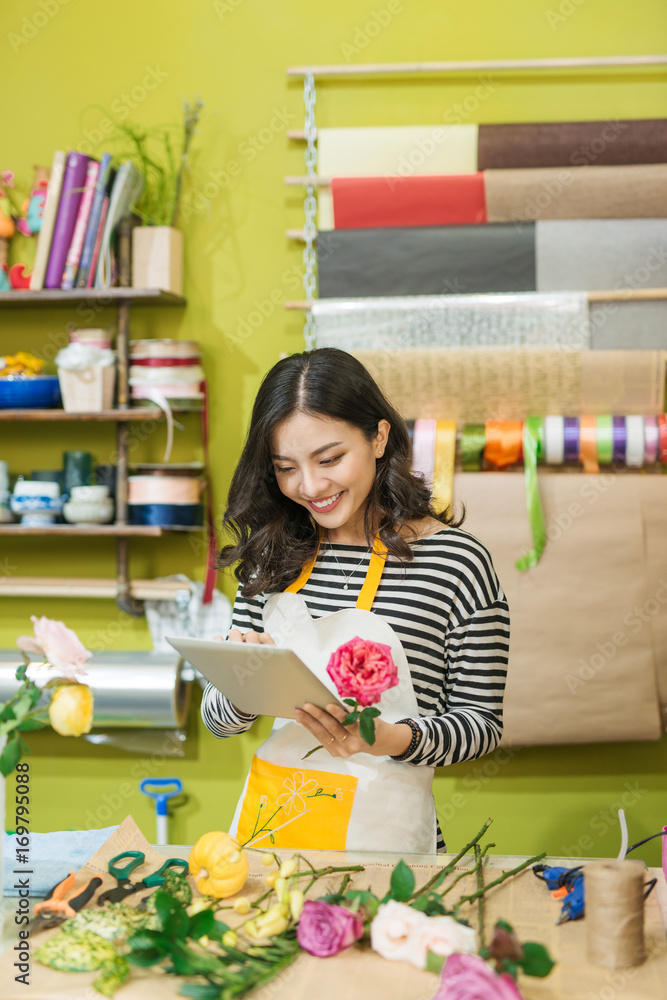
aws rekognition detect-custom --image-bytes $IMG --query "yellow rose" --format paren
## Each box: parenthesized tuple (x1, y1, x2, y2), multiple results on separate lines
(48, 684, 94, 737)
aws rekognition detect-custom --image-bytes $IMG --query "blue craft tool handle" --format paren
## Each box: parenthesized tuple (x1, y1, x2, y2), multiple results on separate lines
(139, 778, 183, 815)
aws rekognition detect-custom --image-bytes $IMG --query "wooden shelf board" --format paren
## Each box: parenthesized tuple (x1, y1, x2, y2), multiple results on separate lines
(0, 407, 163, 421)
(0, 576, 195, 600)
(0, 288, 185, 306)
(0, 524, 164, 537)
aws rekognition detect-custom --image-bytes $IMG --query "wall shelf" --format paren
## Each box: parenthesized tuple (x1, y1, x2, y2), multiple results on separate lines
(0, 576, 196, 600)
(0, 288, 185, 306)
(0, 406, 201, 421)
(0, 524, 164, 537)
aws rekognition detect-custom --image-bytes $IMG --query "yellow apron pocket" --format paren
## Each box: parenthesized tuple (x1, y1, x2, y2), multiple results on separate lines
(236, 755, 358, 850)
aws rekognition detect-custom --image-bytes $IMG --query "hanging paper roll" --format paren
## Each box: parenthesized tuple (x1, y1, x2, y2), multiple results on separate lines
(317, 125, 478, 229)
(485, 163, 667, 223)
(330, 174, 487, 229)
(317, 224, 536, 298)
(312, 291, 590, 350)
(536, 219, 667, 292)
(477, 118, 667, 170)
(431, 420, 456, 514)
(515, 417, 546, 572)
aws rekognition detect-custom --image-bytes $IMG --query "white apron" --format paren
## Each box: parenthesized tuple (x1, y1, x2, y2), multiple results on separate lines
(228, 539, 437, 854)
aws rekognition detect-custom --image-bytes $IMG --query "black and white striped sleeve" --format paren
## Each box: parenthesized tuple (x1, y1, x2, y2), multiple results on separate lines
(200, 587, 267, 739)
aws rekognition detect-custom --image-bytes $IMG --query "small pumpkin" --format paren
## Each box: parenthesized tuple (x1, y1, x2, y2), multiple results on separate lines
(188, 830, 249, 898)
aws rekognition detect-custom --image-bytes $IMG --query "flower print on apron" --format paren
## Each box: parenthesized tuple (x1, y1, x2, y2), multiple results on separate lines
(229, 539, 437, 854)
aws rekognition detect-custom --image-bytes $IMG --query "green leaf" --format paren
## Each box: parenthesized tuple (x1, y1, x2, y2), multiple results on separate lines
(17, 717, 47, 732)
(389, 860, 415, 902)
(187, 909, 218, 941)
(127, 948, 164, 967)
(425, 950, 446, 974)
(92, 956, 130, 997)
(519, 942, 556, 978)
(341, 712, 359, 726)
(343, 698, 357, 707)
(496, 919, 514, 934)
(363, 706, 381, 719)
(179, 985, 222, 999)
(359, 710, 377, 746)
(153, 889, 178, 928)
(0, 703, 16, 723)
(15, 663, 27, 682)
(411, 894, 446, 916)
(165, 906, 189, 941)
(0, 734, 22, 776)
(128, 930, 168, 953)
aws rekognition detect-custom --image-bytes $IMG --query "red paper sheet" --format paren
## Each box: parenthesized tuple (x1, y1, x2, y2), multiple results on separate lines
(330, 174, 487, 229)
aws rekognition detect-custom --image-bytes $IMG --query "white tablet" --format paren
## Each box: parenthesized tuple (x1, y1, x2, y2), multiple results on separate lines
(166, 635, 346, 720)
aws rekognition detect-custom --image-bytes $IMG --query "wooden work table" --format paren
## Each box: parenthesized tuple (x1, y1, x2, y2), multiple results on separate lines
(2, 828, 666, 1000)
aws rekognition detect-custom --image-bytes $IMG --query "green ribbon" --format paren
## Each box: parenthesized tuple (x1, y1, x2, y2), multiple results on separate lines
(460, 424, 486, 471)
(596, 415, 613, 465)
(515, 417, 547, 572)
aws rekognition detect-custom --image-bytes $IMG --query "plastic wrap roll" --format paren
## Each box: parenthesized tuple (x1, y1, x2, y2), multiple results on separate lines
(0, 650, 191, 728)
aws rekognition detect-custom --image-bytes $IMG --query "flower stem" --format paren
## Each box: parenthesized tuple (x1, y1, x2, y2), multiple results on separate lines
(411, 818, 493, 900)
(474, 843, 485, 948)
(453, 852, 547, 913)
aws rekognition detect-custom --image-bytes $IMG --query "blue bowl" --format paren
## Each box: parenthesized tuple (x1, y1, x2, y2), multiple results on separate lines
(0, 376, 62, 409)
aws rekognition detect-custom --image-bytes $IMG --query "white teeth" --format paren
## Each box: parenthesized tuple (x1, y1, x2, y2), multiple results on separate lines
(311, 493, 341, 509)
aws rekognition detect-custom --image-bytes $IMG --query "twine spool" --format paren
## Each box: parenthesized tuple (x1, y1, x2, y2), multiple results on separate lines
(585, 860, 645, 969)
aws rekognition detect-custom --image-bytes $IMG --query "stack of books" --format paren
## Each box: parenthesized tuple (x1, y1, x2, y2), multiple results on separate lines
(30, 151, 144, 291)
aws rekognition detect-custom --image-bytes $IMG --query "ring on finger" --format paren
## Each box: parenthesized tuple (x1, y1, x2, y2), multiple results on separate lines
(338, 733, 349, 742)
(326, 736, 336, 745)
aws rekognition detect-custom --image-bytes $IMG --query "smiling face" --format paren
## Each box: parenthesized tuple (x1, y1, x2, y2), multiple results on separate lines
(270, 411, 390, 544)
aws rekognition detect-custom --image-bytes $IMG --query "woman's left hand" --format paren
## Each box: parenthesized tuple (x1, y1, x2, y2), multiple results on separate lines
(295, 703, 412, 758)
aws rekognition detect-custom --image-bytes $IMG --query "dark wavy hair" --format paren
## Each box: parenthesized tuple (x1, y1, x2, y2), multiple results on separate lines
(218, 348, 463, 596)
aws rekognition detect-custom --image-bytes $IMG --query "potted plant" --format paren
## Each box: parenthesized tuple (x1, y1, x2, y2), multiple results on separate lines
(108, 98, 204, 295)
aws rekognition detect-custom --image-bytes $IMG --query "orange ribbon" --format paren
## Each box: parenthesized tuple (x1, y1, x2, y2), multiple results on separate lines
(484, 421, 523, 468)
(579, 415, 599, 473)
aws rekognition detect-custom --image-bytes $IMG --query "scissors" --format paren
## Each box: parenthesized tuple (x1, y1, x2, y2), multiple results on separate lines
(97, 850, 189, 905)
(28, 871, 103, 934)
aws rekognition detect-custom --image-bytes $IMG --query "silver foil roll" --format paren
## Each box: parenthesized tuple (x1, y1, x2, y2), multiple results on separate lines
(0, 650, 191, 729)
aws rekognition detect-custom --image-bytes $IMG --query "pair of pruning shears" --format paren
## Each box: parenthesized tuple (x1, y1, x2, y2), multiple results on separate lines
(27, 871, 103, 934)
(533, 864, 585, 924)
(97, 850, 189, 905)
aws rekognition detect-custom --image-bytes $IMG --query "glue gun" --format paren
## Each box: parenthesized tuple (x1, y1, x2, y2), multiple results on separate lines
(533, 864, 585, 923)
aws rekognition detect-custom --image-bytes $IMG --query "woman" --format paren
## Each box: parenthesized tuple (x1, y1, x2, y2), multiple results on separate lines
(202, 348, 509, 853)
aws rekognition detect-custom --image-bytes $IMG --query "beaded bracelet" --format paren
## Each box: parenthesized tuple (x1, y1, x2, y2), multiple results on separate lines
(390, 717, 423, 761)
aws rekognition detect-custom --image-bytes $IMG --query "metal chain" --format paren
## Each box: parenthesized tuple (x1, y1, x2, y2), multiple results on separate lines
(302, 71, 318, 351)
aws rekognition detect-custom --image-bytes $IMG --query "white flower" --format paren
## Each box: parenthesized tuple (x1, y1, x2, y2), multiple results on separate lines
(370, 900, 478, 970)
(370, 900, 427, 963)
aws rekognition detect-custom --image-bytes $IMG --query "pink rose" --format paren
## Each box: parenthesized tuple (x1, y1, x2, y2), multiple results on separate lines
(326, 636, 399, 707)
(432, 953, 524, 1000)
(17, 616, 91, 679)
(296, 900, 364, 957)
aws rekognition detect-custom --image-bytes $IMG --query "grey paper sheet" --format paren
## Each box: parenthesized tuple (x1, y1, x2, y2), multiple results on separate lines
(590, 300, 667, 349)
(536, 219, 667, 291)
(317, 224, 536, 298)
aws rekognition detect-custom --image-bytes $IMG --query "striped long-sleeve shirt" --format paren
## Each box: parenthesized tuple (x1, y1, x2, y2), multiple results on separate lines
(201, 527, 510, 769)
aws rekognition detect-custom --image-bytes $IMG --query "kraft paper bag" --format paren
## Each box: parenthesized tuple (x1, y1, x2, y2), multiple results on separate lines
(455, 473, 663, 746)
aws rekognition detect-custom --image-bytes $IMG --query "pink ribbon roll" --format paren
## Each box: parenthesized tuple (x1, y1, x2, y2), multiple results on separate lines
(128, 475, 205, 504)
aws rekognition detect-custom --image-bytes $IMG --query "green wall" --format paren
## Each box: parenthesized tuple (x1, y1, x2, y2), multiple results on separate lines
(2, 0, 666, 863)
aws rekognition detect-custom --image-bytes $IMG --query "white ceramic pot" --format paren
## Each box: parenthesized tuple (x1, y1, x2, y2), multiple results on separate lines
(70, 485, 109, 502)
(13, 479, 60, 499)
(63, 497, 114, 525)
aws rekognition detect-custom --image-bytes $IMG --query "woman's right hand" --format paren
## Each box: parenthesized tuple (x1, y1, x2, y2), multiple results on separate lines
(215, 629, 276, 646)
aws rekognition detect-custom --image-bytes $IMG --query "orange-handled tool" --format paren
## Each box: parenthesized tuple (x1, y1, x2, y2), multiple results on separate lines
(29, 871, 103, 933)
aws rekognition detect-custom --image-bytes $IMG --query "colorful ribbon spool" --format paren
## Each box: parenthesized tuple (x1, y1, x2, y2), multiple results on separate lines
(484, 420, 523, 468)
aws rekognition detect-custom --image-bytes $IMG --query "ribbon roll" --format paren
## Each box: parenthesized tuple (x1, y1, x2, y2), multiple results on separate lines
(625, 415, 645, 467)
(595, 415, 613, 466)
(658, 415, 667, 465)
(544, 415, 565, 465)
(644, 416, 659, 464)
(579, 416, 599, 474)
(563, 417, 580, 463)
(128, 502, 204, 528)
(128, 476, 204, 504)
(130, 357, 201, 368)
(515, 416, 547, 572)
(413, 419, 436, 488)
(461, 424, 486, 471)
(431, 420, 457, 515)
(612, 416, 627, 464)
(484, 420, 523, 468)
(130, 339, 200, 358)
(129, 365, 205, 382)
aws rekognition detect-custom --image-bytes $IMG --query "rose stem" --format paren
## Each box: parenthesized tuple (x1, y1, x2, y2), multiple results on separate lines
(338, 873, 352, 895)
(474, 843, 485, 947)
(410, 818, 493, 899)
(439, 841, 496, 901)
(454, 852, 547, 912)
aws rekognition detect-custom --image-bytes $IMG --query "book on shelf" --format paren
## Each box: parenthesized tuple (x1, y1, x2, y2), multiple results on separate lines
(87, 196, 109, 288)
(61, 159, 99, 289)
(94, 160, 144, 289)
(29, 151, 66, 290)
(44, 152, 91, 289)
(75, 153, 114, 289)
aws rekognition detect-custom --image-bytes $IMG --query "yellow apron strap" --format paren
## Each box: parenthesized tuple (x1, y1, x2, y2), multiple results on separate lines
(355, 538, 388, 611)
(284, 538, 321, 593)
(285, 534, 388, 611)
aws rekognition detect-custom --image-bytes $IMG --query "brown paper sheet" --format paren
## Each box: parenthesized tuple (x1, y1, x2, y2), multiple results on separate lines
(636, 478, 667, 729)
(455, 473, 663, 745)
(352, 349, 666, 421)
(3, 827, 666, 1000)
(485, 163, 667, 223)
